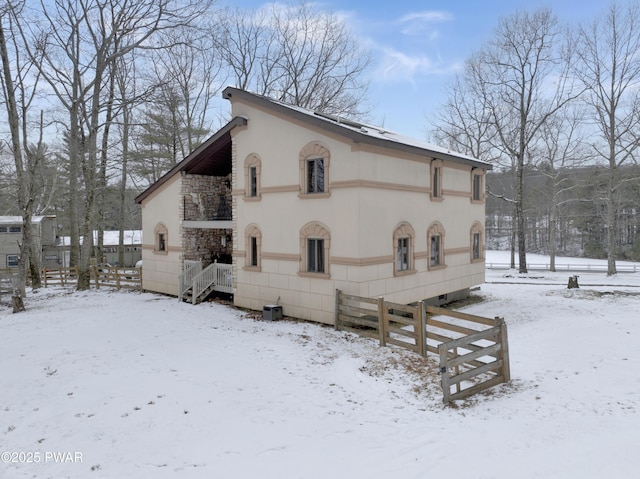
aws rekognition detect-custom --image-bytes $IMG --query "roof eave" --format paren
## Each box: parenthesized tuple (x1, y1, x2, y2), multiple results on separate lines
(134, 116, 247, 204)
(222, 87, 492, 170)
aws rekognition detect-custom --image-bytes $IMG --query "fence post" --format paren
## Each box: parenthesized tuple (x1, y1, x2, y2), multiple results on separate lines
(418, 300, 426, 357)
(438, 343, 450, 404)
(115, 268, 121, 290)
(377, 296, 386, 347)
(92, 266, 100, 289)
(334, 289, 341, 330)
(496, 317, 511, 382)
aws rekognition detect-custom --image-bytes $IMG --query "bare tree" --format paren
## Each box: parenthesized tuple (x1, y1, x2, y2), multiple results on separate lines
(466, 8, 581, 273)
(573, 2, 640, 275)
(19, 0, 208, 289)
(535, 104, 592, 270)
(0, 1, 47, 299)
(218, 2, 371, 117)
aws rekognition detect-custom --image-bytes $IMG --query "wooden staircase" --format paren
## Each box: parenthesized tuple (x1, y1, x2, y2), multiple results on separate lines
(179, 261, 233, 304)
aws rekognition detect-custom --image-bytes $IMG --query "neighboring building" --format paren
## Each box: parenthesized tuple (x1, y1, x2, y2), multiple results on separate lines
(58, 230, 143, 267)
(0, 216, 60, 270)
(135, 88, 492, 324)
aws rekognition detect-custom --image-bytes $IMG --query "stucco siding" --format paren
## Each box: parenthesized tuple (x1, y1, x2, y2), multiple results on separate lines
(231, 98, 487, 324)
(139, 175, 182, 296)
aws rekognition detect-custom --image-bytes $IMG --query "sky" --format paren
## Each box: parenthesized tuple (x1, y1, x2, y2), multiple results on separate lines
(226, 0, 609, 140)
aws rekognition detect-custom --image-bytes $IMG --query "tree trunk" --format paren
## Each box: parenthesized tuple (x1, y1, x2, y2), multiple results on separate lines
(606, 172, 617, 275)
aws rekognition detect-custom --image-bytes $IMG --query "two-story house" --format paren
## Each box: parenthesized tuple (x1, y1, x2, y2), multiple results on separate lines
(135, 88, 492, 324)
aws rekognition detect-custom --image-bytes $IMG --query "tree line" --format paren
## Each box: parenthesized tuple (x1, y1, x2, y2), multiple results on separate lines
(432, 3, 640, 275)
(486, 164, 640, 267)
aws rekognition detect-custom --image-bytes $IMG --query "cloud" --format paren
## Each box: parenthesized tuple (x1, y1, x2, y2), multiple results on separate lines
(397, 10, 454, 38)
(377, 47, 462, 85)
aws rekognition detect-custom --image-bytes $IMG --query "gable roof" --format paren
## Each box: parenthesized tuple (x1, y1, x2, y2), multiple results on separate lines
(222, 87, 492, 170)
(134, 116, 247, 204)
(135, 88, 491, 204)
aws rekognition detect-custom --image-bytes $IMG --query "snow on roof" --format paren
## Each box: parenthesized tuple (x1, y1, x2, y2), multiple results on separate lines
(59, 230, 142, 246)
(0, 215, 55, 225)
(226, 88, 491, 168)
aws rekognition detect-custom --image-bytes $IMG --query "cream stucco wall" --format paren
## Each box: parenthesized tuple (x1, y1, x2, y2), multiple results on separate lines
(139, 174, 182, 296)
(231, 98, 487, 325)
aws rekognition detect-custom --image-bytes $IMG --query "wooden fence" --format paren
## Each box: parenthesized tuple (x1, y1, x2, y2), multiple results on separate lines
(40, 266, 141, 291)
(335, 289, 510, 404)
(41, 267, 78, 286)
(91, 266, 142, 291)
(0, 270, 14, 301)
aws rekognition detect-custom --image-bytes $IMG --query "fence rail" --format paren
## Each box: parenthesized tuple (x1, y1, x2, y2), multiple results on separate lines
(486, 262, 639, 273)
(335, 289, 510, 404)
(41, 267, 78, 286)
(91, 266, 142, 291)
(40, 266, 141, 291)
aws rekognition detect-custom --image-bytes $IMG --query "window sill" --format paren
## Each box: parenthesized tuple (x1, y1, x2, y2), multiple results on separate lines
(244, 195, 262, 202)
(430, 196, 444, 202)
(298, 271, 331, 279)
(298, 192, 331, 199)
(152, 250, 168, 256)
(428, 264, 447, 271)
(394, 268, 416, 277)
(243, 266, 262, 272)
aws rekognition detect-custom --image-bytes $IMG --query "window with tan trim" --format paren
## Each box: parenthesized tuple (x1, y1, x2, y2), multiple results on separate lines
(471, 169, 483, 202)
(244, 224, 262, 271)
(299, 221, 330, 278)
(244, 154, 261, 200)
(393, 222, 415, 276)
(430, 159, 443, 200)
(427, 221, 446, 270)
(154, 223, 168, 255)
(470, 222, 484, 262)
(299, 142, 330, 198)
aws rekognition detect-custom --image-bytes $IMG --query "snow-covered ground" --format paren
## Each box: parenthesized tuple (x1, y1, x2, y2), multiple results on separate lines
(1, 252, 638, 478)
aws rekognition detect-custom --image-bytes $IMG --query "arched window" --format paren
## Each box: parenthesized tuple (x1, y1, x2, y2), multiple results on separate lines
(299, 221, 331, 277)
(154, 223, 168, 255)
(299, 142, 331, 198)
(393, 222, 415, 276)
(244, 154, 262, 200)
(244, 224, 262, 271)
(470, 222, 484, 262)
(427, 221, 446, 270)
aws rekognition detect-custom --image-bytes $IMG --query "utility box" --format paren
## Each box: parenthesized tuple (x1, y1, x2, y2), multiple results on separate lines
(263, 304, 283, 321)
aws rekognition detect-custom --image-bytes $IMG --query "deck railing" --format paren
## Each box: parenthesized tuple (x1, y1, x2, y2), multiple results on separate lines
(178, 260, 202, 301)
(190, 262, 233, 304)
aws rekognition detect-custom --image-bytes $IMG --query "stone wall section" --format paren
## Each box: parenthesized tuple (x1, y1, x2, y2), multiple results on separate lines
(180, 174, 232, 221)
(179, 173, 233, 268)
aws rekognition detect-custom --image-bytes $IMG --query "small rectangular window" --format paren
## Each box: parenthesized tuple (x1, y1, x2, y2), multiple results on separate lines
(433, 167, 440, 197)
(249, 166, 258, 197)
(307, 158, 325, 193)
(9, 226, 21, 233)
(158, 233, 166, 252)
(0, 227, 7, 233)
(473, 233, 480, 259)
(396, 237, 409, 271)
(250, 236, 258, 267)
(307, 238, 324, 273)
(7, 254, 19, 268)
(473, 174, 482, 201)
(430, 235, 441, 266)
